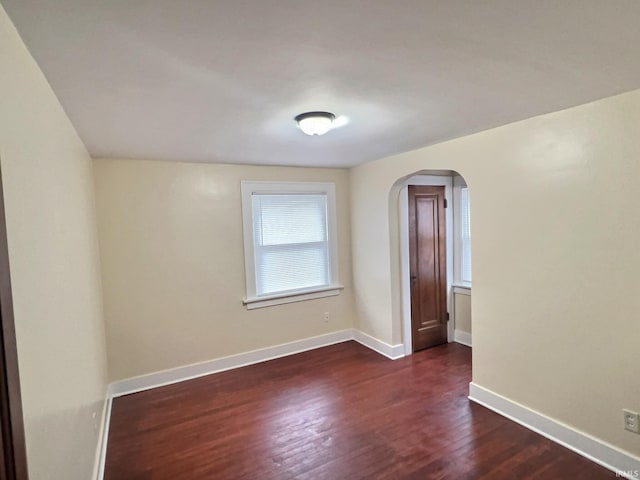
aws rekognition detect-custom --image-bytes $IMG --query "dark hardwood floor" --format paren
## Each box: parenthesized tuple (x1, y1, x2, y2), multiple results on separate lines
(105, 341, 612, 479)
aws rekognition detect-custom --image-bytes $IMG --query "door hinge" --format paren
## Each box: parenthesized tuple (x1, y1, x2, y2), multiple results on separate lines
(443, 198, 448, 208)
(446, 312, 450, 322)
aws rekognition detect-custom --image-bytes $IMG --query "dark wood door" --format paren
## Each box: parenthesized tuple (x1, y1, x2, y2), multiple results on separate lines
(0, 164, 28, 480)
(408, 185, 448, 352)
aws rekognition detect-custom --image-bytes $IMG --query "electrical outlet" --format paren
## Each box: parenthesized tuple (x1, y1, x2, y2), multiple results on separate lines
(323, 312, 330, 323)
(623, 409, 640, 433)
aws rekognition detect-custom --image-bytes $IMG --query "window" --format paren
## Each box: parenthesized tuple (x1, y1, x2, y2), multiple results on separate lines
(241, 181, 342, 309)
(453, 177, 472, 286)
(460, 187, 472, 283)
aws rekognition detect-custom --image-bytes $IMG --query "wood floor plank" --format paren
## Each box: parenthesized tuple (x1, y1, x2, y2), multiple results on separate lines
(104, 341, 612, 479)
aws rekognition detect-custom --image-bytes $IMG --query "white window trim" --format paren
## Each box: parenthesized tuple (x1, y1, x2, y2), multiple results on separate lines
(241, 181, 342, 309)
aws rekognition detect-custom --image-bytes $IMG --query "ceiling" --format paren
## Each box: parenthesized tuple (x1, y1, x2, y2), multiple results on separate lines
(4, 0, 640, 168)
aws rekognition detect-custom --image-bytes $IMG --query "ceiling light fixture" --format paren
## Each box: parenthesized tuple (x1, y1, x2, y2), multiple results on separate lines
(294, 111, 336, 136)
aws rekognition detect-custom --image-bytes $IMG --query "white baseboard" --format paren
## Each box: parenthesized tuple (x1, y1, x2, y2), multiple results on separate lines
(353, 329, 405, 360)
(92, 387, 113, 480)
(453, 330, 472, 347)
(110, 329, 357, 397)
(469, 382, 640, 479)
(111, 329, 404, 397)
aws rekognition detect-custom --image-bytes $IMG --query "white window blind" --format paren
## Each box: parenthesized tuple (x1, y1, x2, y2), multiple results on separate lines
(252, 193, 330, 296)
(460, 187, 472, 283)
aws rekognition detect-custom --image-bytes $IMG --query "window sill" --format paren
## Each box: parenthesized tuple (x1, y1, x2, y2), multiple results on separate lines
(243, 285, 344, 310)
(452, 284, 472, 295)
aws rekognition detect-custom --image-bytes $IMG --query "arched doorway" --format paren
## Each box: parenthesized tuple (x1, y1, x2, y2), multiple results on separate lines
(389, 169, 471, 355)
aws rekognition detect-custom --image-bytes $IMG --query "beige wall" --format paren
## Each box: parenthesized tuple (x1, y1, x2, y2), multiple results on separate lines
(0, 5, 108, 480)
(453, 290, 471, 335)
(94, 159, 356, 381)
(351, 89, 640, 459)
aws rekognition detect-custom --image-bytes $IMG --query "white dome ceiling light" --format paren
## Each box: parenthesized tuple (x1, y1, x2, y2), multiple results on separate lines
(295, 111, 336, 136)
